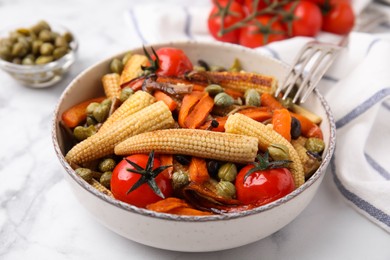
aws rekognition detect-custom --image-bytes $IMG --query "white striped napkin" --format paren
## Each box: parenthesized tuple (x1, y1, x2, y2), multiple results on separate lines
(124, 0, 390, 233)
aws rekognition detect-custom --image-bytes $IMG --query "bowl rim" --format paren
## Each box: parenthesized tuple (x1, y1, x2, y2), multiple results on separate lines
(0, 21, 78, 73)
(52, 40, 336, 222)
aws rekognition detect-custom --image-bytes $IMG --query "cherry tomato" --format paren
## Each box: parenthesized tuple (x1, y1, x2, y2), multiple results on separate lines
(111, 154, 173, 208)
(239, 15, 287, 48)
(235, 164, 295, 205)
(283, 1, 322, 37)
(322, 2, 355, 35)
(154, 47, 193, 77)
(208, 0, 245, 43)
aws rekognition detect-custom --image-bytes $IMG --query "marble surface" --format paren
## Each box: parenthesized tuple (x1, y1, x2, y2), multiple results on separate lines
(0, 0, 389, 259)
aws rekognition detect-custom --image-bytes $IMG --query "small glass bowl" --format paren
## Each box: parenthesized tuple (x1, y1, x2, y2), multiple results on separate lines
(0, 22, 78, 88)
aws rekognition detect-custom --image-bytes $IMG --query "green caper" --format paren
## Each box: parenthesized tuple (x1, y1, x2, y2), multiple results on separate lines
(172, 170, 189, 191)
(22, 54, 35, 65)
(93, 103, 110, 123)
(17, 36, 30, 49)
(205, 84, 224, 96)
(122, 52, 132, 65)
(75, 168, 93, 182)
(11, 42, 28, 57)
(38, 29, 53, 42)
(268, 144, 290, 161)
(0, 45, 12, 60)
(214, 92, 234, 107)
(229, 58, 242, 72)
(31, 40, 43, 55)
(35, 55, 54, 64)
(9, 31, 23, 42)
(100, 171, 112, 188)
(98, 158, 116, 172)
(16, 28, 31, 36)
(54, 36, 68, 48)
(110, 58, 124, 74)
(53, 47, 68, 59)
(101, 98, 112, 107)
(73, 125, 97, 141)
(119, 87, 134, 103)
(86, 102, 100, 115)
(63, 31, 74, 43)
(40, 42, 54, 55)
(244, 89, 261, 107)
(216, 181, 236, 199)
(86, 116, 98, 126)
(305, 138, 325, 154)
(278, 97, 293, 109)
(31, 20, 51, 35)
(218, 163, 237, 182)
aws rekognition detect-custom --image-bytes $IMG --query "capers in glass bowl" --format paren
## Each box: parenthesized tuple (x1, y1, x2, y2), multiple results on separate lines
(0, 20, 78, 88)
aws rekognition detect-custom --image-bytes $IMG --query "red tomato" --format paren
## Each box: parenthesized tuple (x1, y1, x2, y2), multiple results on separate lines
(208, 0, 245, 43)
(322, 2, 355, 35)
(111, 154, 173, 208)
(239, 16, 287, 48)
(235, 164, 295, 205)
(154, 47, 193, 77)
(244, 0, 280, 13)
(283, 1, 322, 37)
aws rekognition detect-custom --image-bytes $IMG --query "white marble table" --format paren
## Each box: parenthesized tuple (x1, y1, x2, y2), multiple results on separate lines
(0, 0, 389, 259)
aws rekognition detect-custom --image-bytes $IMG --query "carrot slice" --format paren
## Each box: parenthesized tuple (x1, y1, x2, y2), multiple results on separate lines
(159, 154, 173, 178)
(121, 77, 144, 91)
(272, 108, 292, 142)
(184, 94, 214, 129)
(291, 112, 323, 139)
(199, 117, 227, 132)
(61, 96, 105, 128)
(146, 197, 212, 216)
(238, 107, 272, 122)
(188, 157, 210, 184)
(260, 92, 284, 111)
(153, 90, 178, 111)
(169, 207, 213, 216)
(178, 91, 206, 128)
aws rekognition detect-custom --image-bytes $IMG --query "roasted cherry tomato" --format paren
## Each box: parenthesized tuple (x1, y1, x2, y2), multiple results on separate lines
(111, 153, 173, 208)
(154, 47, 193, 77)
(322, 1, 355, 35)
(235, 164, 295, 205)
(239, 15, 287, 48)
(208, 0, 245, 43)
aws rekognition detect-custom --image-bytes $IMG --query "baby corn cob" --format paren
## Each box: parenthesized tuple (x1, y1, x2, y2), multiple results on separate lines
(90, 179, 114, 197)
(98, 91, 155, 133)
(120, 54, 149, 85)
(65, 101, 175, 165)
(225, 113, 305, 187)
(115, 129, 259, 164)
(291, 137, 321, 179)
(102, 73, 121, 99)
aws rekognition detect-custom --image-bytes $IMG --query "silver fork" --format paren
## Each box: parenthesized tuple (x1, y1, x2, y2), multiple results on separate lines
(275, 37, 348, 104)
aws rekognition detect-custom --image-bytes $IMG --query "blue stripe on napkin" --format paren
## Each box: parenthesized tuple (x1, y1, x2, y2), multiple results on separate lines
(127, 9, 148, 44)
(364, 153, 390, 180)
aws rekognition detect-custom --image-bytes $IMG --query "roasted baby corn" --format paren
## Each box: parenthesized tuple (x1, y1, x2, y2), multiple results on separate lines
(98, 91, 155, 133)
(291, 137, 321, 179)
(102, 73, 121, 99)
(225, 113, 305, 187)
(120, 54, 149, 85)
(115, 129, 259, 164)
(65, 101, 175, 165)
(90, 178, 114, 197)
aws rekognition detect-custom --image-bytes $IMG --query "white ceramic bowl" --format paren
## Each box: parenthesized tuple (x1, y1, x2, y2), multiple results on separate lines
(52, 41, 336, 252)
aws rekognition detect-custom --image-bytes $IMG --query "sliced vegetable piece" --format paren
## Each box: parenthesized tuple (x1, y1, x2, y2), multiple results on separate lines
(153, 90, 178, 111)
(290, 112, 323, 139)
(272, 108, 292, 142)
(184, 93, 214, 129)
(178, 91, 206, 128)
(260, 93, 284, 111)
(189, 157, 210, 184)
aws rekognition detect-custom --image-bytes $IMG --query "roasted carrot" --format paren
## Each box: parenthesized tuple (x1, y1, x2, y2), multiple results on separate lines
(199, 117, 227, 132)
(61, 96, 105, 128)
(272, 108, 292, 142)
(291, 112, 323, 139)
(188, 157, 210, 184)
(159, 154, 173, 178)
(121, 77, 144, 91)
(224, 88, 244, 99)
(146, 197, 212, 216)
(153, 90, 178, 111)
(260, 92, 284, 111)
(169, 207, 213, 216)
(178, 91, 206, 128)
(184, 94, 214, 129)
(238, 107, 272, 122)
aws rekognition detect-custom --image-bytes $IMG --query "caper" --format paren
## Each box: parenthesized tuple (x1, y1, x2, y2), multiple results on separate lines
(31, 40, 43, 55)
(9, 31, 23, 42)
(38, 29, 53, 42)
(172, 170, 190, 191)
(40, 42, 54, 55)
(305, 138, 325, 154)
(268, 144, 290, 161)
(16, 28, 31, 36)
(63, 31, 74, 43)
(31, 20, 51, 35)
(54, 36, 69, 48)
(278, 97, 293, 109)
(119, 87, 134, 103)
(216, 181, 236, 199)
(73, 125, 97, 141)
(93, 103, 110, 123)
(35, 55, 54, 64)
(101, 98, 112, 107)
(12, 57, 22, 64)
(205, 84, 224, 96)
(11, 42, 28, 57)
(110, 58, 124, 74)
(53, 47, 68, 59)
(17, 36, 30, 50)
(100, 171, 112, 188)
(98, 158, 116, 172)
(290, 117, 301, 139)
(207, 160, 219, 179)
(86, 102, 100, 115)
(229, 58, 242, 72)
(122, 52, 132, 65)
(244, 89, 261, 107)
(214, 92, 234, 107)
(0, 45, 12, 60)
(234, 97, 243, 105)
(218, 162, 237, 182)
(22, 55, 35, 65)
(75, 168, 93, 182)
(86, 116, 98, 126)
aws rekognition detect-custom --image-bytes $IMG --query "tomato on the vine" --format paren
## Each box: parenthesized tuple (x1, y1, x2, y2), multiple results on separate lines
(153, 47, 193, 77)
(239, 15, 287, 48)
(321, 1, 355, 35)
(111, 152, 173, 208)
(244, 0, 280, 14)
(208, 0, 245, 43)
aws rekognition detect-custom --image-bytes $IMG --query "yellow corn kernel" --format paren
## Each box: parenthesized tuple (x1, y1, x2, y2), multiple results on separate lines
(120, 54, 149, 85)
(205, 71, 277, 95)
(65, 101, 175, 165)
(225, 113, 305, 187)
(115, 129, 259, 164)
(291, 137, 321, 179)
(98, 91, 155, 133)
(102, 73, 121, 99)
(90, 178, 114, 197)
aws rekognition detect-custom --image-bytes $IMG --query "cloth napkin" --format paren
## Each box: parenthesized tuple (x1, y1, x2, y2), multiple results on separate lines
(124, 0, 390, 233)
